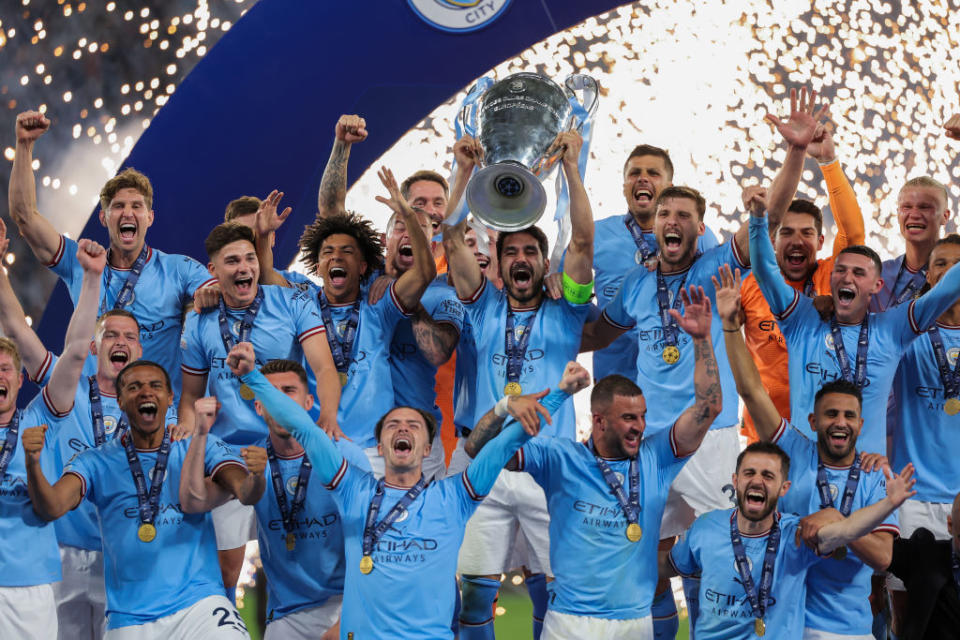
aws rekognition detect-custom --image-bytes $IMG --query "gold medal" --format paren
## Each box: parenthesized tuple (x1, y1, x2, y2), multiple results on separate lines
(359, 555, 374, 574)
(662, 345, 680, 365)
(626, 523, 643, 542)
(945, 397, 960, 416)
(504, 382, 523, 396)
(285, 532, 296, 551)
(239, 384, 255, 401)
(338, 372, 348, 387)
(138, 523, 156, 543)
(832, 545, 847, 560)
(755, 617, 765, 637)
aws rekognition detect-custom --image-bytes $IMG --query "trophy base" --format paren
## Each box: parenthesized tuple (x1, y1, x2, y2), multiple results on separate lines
(466, 162, 547, 232)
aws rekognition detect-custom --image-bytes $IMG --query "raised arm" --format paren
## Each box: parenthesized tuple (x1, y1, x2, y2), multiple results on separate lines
(0, 218, 48, 379)
(23, 425, 83, 520)
(465, 389, 552, 458)
(179, 397, 237, 513)
(9, 111, 62, 264)
(176, 371, 208, 440)
(807, 127, 865, 255)
(254, 190, 294, 287)
(465, 361, 590, 494)
(410, 308, 459, 367)
(554, 131, 594, 287)
(317, 114, 366, 218)
(301, 333, 344, 439)
(714, 265, 782, 439)
(228, 342, 345, 484)
(749, 211, 797, 316)
(668, 286, 723, 455)
(45, 240, 106, 413)
(376, 166, 435, 310)
(910, 259, 960, 330)
(816, 464, 916, 554)
(442, 137, 485, 299)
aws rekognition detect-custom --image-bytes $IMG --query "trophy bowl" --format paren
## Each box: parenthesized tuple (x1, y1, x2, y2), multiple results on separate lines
(466, 73, 575, 232)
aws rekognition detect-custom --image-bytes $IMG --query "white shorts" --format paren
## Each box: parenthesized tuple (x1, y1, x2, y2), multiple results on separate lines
(541, 610, 652, 640)
(105, 595, 249, 639)
(212, 499, 257, 551)
(264, 595, 342, 639)
(660, 426, 741, 539)
(0, 583, 58, 640)
(458, 469, 551, 576)
(803, 629, 872, 640)
(53, 545, 106, 640)
(887, 499, 951, 591)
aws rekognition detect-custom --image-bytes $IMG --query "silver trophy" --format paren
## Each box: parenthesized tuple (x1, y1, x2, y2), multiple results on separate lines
(464, 72, 598, 231)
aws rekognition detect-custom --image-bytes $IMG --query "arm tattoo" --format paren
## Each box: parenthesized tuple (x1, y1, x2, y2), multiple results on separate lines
(318, 141, 349, 215)
(411, 308, 459, 367)
(464, 409, 508, 458)
(692, 336, 722, 427)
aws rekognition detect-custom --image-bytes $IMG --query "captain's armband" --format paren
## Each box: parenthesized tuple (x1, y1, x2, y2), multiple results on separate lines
(561, 272, 593, 304)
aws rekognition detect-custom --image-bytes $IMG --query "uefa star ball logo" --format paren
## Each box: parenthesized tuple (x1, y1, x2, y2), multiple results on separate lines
(407, 0, 512, 33)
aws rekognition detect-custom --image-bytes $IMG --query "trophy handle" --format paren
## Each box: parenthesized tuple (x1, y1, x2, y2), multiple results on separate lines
(563, 74, 600, 132)
(456, 77, 494, 169)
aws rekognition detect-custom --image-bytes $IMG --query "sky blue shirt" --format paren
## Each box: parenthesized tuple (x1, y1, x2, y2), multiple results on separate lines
(601, 241, 749, 434)
(180, 284, 325, 447)
(48, 235, 215, 399)
(870, 255, 927, 313)
(772, 421, 897, 634)
(460, 278, 589, 439)
(306, 281, 409, 448)
(893, 323, 960, 503)
(254, 437, 369, 624)
(592, 213, 719, 381)
(239, 368, 567, 639)
(671, 509, 820, 640)
(50, 376, 178, 551)
(749, 215, 960, 453)
(0, 394, 62, 587)
(518, 426, 689, 619)
(64, 432, 243, 629)
(390, 279, 465, 425)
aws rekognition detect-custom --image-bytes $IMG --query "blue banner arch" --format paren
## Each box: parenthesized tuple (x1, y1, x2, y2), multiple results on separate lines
(36, 0, 625, 354)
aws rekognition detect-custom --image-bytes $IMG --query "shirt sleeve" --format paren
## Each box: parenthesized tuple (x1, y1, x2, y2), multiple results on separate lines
(458, 277, 497, 335)
(62, 447, 98, 504)
(240, 368, 345, 485)
(466, 388, 570, 498)
(372, 281, 414, 330)
(600, 267, 641, 330)
(179, 313, 209, 376)
(648, 426, 692, 488)
(428, 288, 465, 335)
(699, 225, 721, 251)
(910, 261, 960, 333)
(46, 235, 84, 303)
(286, 287, 327, 343)
(819, 160, 865, 257)
(337, 439, 373, 473)
(865, 472, 900, 536)
(179, 254, 218, 301)
(749, 215, 798, 317)
(203, 433, 246, 478)
(669, 525, 701, 578)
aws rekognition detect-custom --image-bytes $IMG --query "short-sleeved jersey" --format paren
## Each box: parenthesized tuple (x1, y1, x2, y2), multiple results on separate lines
(453, 300, 479, 437)
(180, 284, 325, 447)
(278, 268, 315, 292)
(601, 242, 749, 434)
(870, 255, 926, 313)
(390, 279, 465, 425)
(306, 282, 409, 448)
(254, 438, 370, 624)
(775, 295, 920, 454)
(47, 236, 215, 398)
(591, 214, 718, 381)
(51, 376, 178, 551)
(0, 394, 63, 586)
(893, 323, 960, 503)
(773, 421, 898, 634)
(740, 260, 834, 432)
(460, 279, 590, 439)
(64, 432, 243, 629)
(517, 427, 689, 619)
(328, 462, 484, 639)
(670, 510, 820, 640)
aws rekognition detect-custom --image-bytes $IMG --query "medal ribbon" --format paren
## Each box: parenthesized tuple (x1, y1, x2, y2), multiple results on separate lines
(266, 439, 312, 540)
(655, 264, 688, 351)
(361, 477, 427, 558)
(624, 215, 655, 264)
(217, 288, 264, 354)
(816, 453, 861, 516)
(318, 291, 361, 375)
(0, 410, 21, 479)
(927, 326, 960, 399)
(829, 315, 869, 388)
(121, 426, 171, 527)
(505, 306, 539, 385)
(87, 376, 110, 447)
(588, 438, 642, 529)
(888, 259, 927, 308)
(99, 245, 149, 315)
(730, 510, 780, 623)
